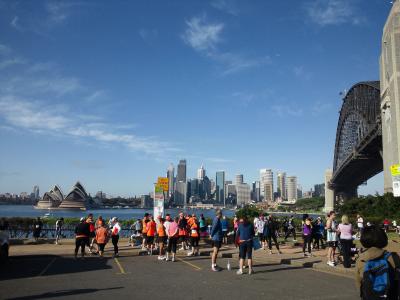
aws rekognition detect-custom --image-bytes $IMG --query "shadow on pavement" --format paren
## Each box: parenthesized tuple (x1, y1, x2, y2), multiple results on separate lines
(5, 287, 124, 300)
(0, 255, 113, 281)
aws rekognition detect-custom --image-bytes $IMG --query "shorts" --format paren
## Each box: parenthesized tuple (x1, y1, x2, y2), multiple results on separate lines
(178, 235, 187, 243)
(327, 241, 338, 248)
(239, 240, 253, 259)
(146, 235, 155, 244)
(222, 230, 228, 237)
(212, 240, 222, 249)
(156, 236, 167, 244)
(258, 233, 265, 241)
(98, 243, 106, 252)
(190, 236, 200, 247)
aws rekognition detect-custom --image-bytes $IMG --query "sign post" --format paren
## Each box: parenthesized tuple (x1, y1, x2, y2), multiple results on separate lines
(154, 184, 165, 218)
(391, 165, 400, 197)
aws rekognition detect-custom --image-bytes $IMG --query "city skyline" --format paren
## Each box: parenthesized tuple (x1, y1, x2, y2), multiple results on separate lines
(0, 1, 391, 196)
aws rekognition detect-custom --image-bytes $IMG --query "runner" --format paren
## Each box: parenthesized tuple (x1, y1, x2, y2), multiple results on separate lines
(221, 216, 229, 244)
(284, 216, 297, 242)
(146, 215, 156, 255)
(156, 217, 167, 260)
(188, 215, 200, 256)
(111, 217, 121, 257)
(236, 215, 255, 275)
(233, 216, 239, 248)
(178, 212, 188, 250)
(33, 217, 43, 242)
(166, 216, 179, 262)
(199, 214, 207, 238)
(265, 215, 282, 254)
(95, 216, 104, 228)
(141, 213, 149, 250)
(356, 214, 364, 238)
(87, 214, 96, 253)
(74, 217, 90, 259)
(302, 218, 313, 257)
(210, 209, 223, 272)
(326, 211, 338, 267)
(254, 214, 266, 250)
(312, 217, 324, 250)
(95, 222, 109, 257)
(55, 217, 64, 245)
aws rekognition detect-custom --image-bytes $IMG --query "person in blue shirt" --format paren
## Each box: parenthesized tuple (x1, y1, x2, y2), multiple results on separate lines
(236, 216, 255, 275)
(312, 217, 325, 250)
(221, 216, 229, 244)
(210, 209, 223, 272)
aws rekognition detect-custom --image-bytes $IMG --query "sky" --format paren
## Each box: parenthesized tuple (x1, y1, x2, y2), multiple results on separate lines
(0, 0, 393, 197)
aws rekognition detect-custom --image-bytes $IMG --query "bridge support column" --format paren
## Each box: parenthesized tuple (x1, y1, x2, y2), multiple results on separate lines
(324, 169, 334, 213)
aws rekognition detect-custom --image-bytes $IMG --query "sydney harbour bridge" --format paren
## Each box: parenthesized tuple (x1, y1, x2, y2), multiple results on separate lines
(329, 81, 382, 201)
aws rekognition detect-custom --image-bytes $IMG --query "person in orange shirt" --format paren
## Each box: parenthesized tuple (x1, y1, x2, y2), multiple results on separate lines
(146, 215, 156, 255)
(95, 223, 109, 257)
(141, 213, 149, 250)
(156, 217, 167, 260)
(188, 215, 200, 257)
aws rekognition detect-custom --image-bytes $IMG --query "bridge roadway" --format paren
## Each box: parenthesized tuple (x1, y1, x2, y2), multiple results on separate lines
(0, 241, 359, 300)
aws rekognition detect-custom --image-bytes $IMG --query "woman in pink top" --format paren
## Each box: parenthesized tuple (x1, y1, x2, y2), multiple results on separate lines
(166, 217, 179, 262)
(233, 216, 239, 248)
(337, 215, 353, 268)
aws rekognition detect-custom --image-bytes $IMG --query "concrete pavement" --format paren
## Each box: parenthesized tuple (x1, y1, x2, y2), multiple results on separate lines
(0, 239, 359, 300)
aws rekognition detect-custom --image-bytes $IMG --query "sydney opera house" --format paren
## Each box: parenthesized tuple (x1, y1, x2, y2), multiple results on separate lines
(35, 181, 88, 210)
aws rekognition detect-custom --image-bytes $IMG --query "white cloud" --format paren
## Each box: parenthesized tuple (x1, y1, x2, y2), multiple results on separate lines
(211, 0, 239, 16)
(10, 16, 22, 31)
(0, 58, 25, 70)
(271, 104, 304, 117)
(306, 0, 363, 26)
(0, 44, 11, 55)
(212, 52, 271, 75)
(182, 16, 270, 75)
(292, 66, 312, 80)
(138, 28, 158, 41)
(311, 101, 333, 116)
(182, 16, 224, 52)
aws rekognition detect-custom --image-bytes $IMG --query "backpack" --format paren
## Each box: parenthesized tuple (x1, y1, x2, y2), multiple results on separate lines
(361, 251, 397, 300)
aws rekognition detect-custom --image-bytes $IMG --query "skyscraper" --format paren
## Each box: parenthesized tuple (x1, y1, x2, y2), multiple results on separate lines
(216, 171, 225, 205)
(197, 165, 205, 180)
(175, 181, 187, 207)
(235, 174, 244, 185)
(177, 159, 187, 182)
(263, 183, 274, 202)
(251, 181, 261, 202)
(277, 172, 287, 200)
(236, 183, 251, 206)
(33, 185, 40, 200)
(286, 176, 298, 202)
(167, 164, 175, 197)
(260, 169, 273, 199)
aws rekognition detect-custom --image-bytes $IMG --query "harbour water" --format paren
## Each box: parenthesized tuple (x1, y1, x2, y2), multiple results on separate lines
(0, 205, 236, 220)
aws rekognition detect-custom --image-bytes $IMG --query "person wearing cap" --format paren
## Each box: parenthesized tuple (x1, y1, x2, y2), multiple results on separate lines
(111, 217, 121, 257)
(210, 209, 223, 272)
(74, 217, 90, 259)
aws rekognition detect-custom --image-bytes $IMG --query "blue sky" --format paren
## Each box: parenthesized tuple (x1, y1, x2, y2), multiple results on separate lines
(0, 0, 392, 197)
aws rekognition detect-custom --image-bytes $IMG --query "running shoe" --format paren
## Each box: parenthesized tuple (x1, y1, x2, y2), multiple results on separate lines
(236, 269, 243, 275)
(248, 269, 254, 275)
(172, 257, 176, 262)
(212, 266, 220, 272)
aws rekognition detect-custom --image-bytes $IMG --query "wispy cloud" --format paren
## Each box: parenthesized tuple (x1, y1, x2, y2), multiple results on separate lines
(182, 15, 270, 75)
(210, 0, 239, 16)
(10, 16, 22, 31)
(292, 66, 312, 80)
(0, 47, 181, 159)
(0, 57, 25, 70)
(305, 0, 364, 26)
(0, 44, 11, 55)
(271, 104, 304, 117)
(182, 16, 224, 52)
(71, 160, 105, 170)
(311, 101, 333, 116)
(232, 92, 255, 107)
(138, 28, 158, 41)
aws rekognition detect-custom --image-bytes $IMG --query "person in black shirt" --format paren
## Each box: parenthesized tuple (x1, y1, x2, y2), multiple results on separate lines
(264, 215, 282, 254)
(74, 217, 90, 259)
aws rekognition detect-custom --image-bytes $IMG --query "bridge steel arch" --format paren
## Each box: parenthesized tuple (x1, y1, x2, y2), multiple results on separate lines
(331, 81, 382, 200)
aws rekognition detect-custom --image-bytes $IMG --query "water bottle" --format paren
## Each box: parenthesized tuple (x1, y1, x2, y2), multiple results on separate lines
(227, 259, 231, 271)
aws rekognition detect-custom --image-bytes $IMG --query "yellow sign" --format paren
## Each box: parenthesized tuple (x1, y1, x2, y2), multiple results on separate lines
(155, 185, 164, 193)
(157, 177, 169, 192)
(391, 164, 400, 176)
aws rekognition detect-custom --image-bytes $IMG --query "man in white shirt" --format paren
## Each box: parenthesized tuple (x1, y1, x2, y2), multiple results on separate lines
(357, 214, 364, 238)
(254, 215, 266, 250)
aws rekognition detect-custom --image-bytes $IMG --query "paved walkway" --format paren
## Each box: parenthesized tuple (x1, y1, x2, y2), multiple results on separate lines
(0, 238, 359, 299)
